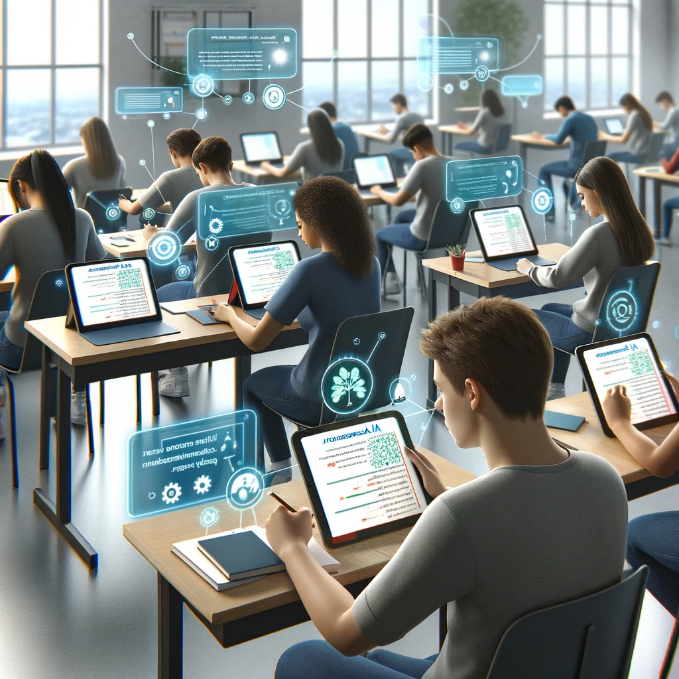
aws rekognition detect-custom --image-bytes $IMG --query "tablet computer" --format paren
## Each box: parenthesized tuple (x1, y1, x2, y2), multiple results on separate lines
(576, 333, 679, 437)
(228, 240, 301, 313)
(604, 117, 625, 135)
(353, 154, 397, 189)
(291, 411, 432, 548)
(240, 132, 284, 166)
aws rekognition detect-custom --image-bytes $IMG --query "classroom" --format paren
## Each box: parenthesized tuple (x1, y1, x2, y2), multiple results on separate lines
(0, 0, 678, 677)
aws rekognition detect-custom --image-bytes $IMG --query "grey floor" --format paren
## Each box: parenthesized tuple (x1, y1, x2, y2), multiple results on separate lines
(0, 193, 678, 678)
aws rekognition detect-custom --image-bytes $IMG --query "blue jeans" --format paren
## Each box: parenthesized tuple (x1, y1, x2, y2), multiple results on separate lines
(609, 151, 641, 164)
(662, 196, 679, 238)
(156, 281, 198, 302)
(376, 210, 425, 274)
(627, 512, 679, 617)
(532, 303, 593, 383)
(538, 160, 578, 210)
(276, 640, 438, 679)
(0, 311, 23, 372)
(661, 143, 678, 161)
(243, 366, 322, 466)
(455, 140, 492, 155)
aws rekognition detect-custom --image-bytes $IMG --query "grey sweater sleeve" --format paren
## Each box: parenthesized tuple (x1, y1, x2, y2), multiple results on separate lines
(469, 109, 488, 135)
(165, 191, 198, 242)
(0, 219, 15, 279)
(387, 115, 407, 143)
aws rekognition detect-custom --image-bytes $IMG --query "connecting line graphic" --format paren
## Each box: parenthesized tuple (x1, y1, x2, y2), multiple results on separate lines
(495, 35, 542, 72)
(287, 100, 311, 112)
(367, 333, 386, 363)
(418, 409, 436, 447)
(150, 126, 156, 180)
(130, 37, 187, 76)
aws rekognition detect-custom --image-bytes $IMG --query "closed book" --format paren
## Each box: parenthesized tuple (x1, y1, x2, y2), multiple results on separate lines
(197, 530, 285, 581)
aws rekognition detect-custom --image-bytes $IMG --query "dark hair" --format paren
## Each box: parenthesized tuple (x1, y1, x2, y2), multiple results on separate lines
(403, 123, 434, 150)
(307, 109, 343, 166)
(390, 93, 408, 108)
(656, 91, 674, 105)
(80, 117, 119, 181)
(166, 128, 202, 157)
(481, 89, 505, 117)
(575, 157, 654, 266)
(554, 96, 576, 112)
(318, 101, 337, 119)
(619, 93, 653, 131)
(293, 176, 375, 279)
(192, 136, 233, 172)
(420, 297, 552, 420)
(9, 149, 77, 261)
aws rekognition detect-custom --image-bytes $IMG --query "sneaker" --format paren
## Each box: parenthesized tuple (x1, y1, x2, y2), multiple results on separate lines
(547, 383, 566, 401)
(266, 459, 293, 486)
(381, 272, 402, 297)
(71, 390, 87, 426)
(159, 367, 190, 398)
(658, 237, 672, 246)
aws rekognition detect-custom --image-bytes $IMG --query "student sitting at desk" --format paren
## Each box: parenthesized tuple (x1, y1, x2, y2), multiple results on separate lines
(377, 93, 425, 144)
(0, 150, 107, 433)
(454, 89, 508, 155)
(601, 93, 653, 165)
(655, 91, 679, 160)
(517, 157, 654, 401)
(118, 128, 202, 216)
(603, 375, 679, 621)
(62, 117, 126, 208)
(318, 101, 360, 170)
(268, 297, 628, 679)
(532, 96, 598, 221)
(370, 123, 447, 296)
(213, 176, 380, 484)
(261, 108, 344, 182)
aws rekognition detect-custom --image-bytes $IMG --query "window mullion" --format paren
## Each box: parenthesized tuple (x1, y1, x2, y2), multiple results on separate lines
(50, 0, 56, 145)
(367, 0, 372, 122)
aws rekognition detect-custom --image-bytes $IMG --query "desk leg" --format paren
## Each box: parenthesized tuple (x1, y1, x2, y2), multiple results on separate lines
(638, 176, 646, 221)
(235, 355, 251, 411)
(158, 574, 183, 679)
(363, 137, 370, 154)
(653, 179, 662, 238)
(33, 364, 98, 568)
(39, 345, 52, 470)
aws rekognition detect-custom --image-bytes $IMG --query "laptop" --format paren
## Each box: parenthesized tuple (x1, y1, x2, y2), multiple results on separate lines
(353, 155, 398, 195)
(228, 240, 301, 320)
(470, 205, 556, 272)
(65, 257, 179, 346)
(0, 178, 16, 225)
(240, 132, 285, 168)
(604, 117, 625, 135)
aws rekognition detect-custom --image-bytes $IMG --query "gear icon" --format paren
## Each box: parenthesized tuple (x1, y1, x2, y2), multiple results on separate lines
(161, 482, 182, 505)
(209, 217, 224, 234)
(194, 475, 212, 495)
(148, 492, 156, 500)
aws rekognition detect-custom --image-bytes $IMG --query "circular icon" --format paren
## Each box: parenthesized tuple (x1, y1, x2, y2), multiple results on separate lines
(175, 264, 191, 280)
(652, 320, 661, 329)
(163, 112, 171, 120)
(321, 357, 374, 415)
(139, 159, 146, 166)
(450, 197, 465, 214)
(273, 199, 291, 217)
(105, 206, 121, 222)
(195, 108, 207, 121)
(389, 377, 412, 404)
(147, 119, 155, 128)
(353, 338, 360, 345)
(226, 468, 264, 511)
(142, 207, 156, 221)
(127, 33, 134, 40)
(460, 81, 469, 91)
(209, 217, 224, 235)
(531, 187, 554, 216)
(521, 101, 528, 109)
(378, 332, 386, 340)
(418, 75, 433, 92)
(242, 92, 255, 105)
(263, 84, 286, 111)
(199, 507, 219, 529)
(284, 35, 290, 43)
(147, 230, 181, 266)
(192, 74, 214, 98)
(443, 83, 454, 95)
(475, 65, 490, 82)
(606, 290, 638, 333)
(204, 235, 220, 251)
(223, 95, 233, 106)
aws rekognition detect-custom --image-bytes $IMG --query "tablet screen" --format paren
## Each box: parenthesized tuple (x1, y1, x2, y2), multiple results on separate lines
(354, 155, 395, 187)
(298, 416, 428, 544)
(70, 259, 159, 328)
(0, 180, 15, 218)
(473, 206, 536, 259)
(241, 133, 282, 163)
(232, 242, 300, 307)
(604, 118, 625, 135)
(581, 336, 678, 425)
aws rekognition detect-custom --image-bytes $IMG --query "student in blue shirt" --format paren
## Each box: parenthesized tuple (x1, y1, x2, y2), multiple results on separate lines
(318, 101, 360, 170)
(532, 96, 598, 221)
(213, 176, 381, 484)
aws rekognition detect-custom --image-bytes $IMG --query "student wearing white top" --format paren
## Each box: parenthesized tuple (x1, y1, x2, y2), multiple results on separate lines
(654, 91, 679, 159)
(62, 117, 126, 208)
(455, 89, 508, 155)
(601, 93, 653, 164)
(262, 109, 344, 182)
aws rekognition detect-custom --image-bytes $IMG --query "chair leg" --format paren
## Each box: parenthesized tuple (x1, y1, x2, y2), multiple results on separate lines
(99, 381, 105, 426)
(136, 374, 142, 423)
(4, 371, 18, 489)
(151, 371, 159, 417)
(402, 249, 407, 308)
(85, 384, 94, 456)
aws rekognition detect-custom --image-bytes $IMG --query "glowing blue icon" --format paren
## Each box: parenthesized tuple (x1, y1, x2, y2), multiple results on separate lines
(192, 74, 215, 98)
(450, 197, 465, 213)
(194, 475, 212, 495)
(460, 81, 469, 91)
(443, 83, 454, 95)
(418, 75, 434, 92)
(410, 373, 416, 380)
(163, 112, 171, 119)
(148, 492, 156, 500)
(501, 75, 543, 97)
(199, 507, 219, 528)
(223, 95, 233, 105)
(195, 108, 207, 121)
(378, 332, 386, 340)
(162, 482, 182, 505)
(475, 65, 490, 82)
(652, 320, 661, 329)
(226, 467, 264, 511)
(263, 84, 286, 110)
(418, 37, 500, 74)
(127, 33, 134, 40)
(204, 235, 219, 251)
(55, 278, 64, 288)
(209, 217, 224, 235)
(532, 187, 554, 215)
(389, 377, 412, 404)
(606, 290, 638, 333)
(147, 230, 181, 266)
(242, 92, 255, 105)
(142, 207, 156, 221)
(174, 264, 191, 280)
(105, 206, 122, 222)
(446, 156, 523, 202)
(353, 338, 360, 345)
(139, 159, 146, 166)
(322, 357, 374, 415)
(147, 119, 155, 128)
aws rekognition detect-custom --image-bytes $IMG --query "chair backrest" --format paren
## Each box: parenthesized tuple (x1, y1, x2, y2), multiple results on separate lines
(138, 210, 170, 229)
(583, 140, 608, 164)
(321, 169, 357, 185)
(19, 269, 70, 372)
(492, 123, 513, 154)
(84, 187, 132, 234)
(592, 261, 661, 343)
(423, 200, 479, 252)
(320, 307, 415, 424)
(644, 132, 667, 164)
(486, 567, 648, 679)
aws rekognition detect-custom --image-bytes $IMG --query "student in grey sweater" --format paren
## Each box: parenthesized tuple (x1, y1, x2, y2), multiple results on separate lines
(455, 89, 508, 154)
(379, 93, 426, 143)
(267, 297, 628, 679)
(655, 91, 679, 159)
(602, 93, 653, 164)
(517, 156, 655, 400)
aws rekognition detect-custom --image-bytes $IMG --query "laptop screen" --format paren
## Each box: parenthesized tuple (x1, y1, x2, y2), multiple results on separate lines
(241, 133, 283, 164)
(604, 118, 625, 135)
(0, 179, 15, 221)
(69, 259, 159, 328)
(473, 205, 537, 259)
(354, 155, 396, 187)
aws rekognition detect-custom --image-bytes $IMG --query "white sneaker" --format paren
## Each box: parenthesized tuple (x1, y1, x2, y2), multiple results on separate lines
(547, 383, 566, 401)
(267, 458, 293, 486)
(659, 237, 672, 246)
(0, 408, 5, 440)
(71, 391, 87, 426)
(159, 367, 190, 398)
(381, 272, 402, 297)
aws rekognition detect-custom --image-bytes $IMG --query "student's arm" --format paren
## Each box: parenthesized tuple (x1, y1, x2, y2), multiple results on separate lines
(124, 174, 169, 214)
(602, 115, 632, 143)
(602, 379, 679, 478)
(468, 109, 487, 135)
(261, 144, 304, 178)
(212, 306, 285, 352)
(386, 117, 405, 143)
(79, 210, 108, 260)
(545, 117, 572, 145)
(155, 192, 196, 241)
(369, 187, 413, 206)
(62, 159, 75, 188)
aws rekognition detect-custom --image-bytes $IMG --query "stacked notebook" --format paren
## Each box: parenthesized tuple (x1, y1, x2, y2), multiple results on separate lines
(172, 526, 340, 591)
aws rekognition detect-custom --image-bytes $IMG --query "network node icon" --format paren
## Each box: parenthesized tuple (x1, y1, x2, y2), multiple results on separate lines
(223, 95, 233, 106)
(174, 264, 191, 280)
(242, 92, 255, 105)
(105, 206, 121, 222)
(147, 230, 181, 266)
(161, 482, 182, 505)
(531, 187, 554, 215)
(194, 475, 212, 495)
(418, 75, 433, 92)
(321, 357, 374, 416)
(443, 83, 454, 95)
(263, 84, 286, 110)
(475, 65, 490, 82)
(147, 119, 155, 128)
(209, 217, 224, 234)
(195, 108, 208, 121)
(142, 207, 156, 221)
(226, 468, 264, 511)
(450, 197, 465, 214)
(460, 81, 469, 91)
(204, 235, 220, 251)
(199, 507, 219, 528)
(606, 291, 638, 333)
(163, 112, 171, 120)
(192, 74, 215, 98)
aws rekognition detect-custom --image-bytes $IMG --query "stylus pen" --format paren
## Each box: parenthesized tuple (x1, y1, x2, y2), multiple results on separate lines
(268, 492, 316, 527)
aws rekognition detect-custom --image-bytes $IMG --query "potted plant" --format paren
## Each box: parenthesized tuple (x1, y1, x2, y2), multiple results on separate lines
(446, 244, 467, 271)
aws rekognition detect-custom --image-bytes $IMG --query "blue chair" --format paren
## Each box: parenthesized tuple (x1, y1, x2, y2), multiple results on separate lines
(563, 140, 607, 212)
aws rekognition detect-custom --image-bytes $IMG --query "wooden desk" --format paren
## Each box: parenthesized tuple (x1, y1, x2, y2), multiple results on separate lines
(512, 133, 569, 166)
(438, 124, 473, 156)
(422, 243, 581, 407)
(546, 392, 679, 500)
(353, 125, 393, 153)
(356, 177, 408, 208)
(123, 448, 477, 679)
(160, 293, 230, 315)
(231, 157, 300, 184)
(633, 166, 679, 237)
(100, 230, 197, 259)
(25, 308, 308, 568)
(0, 267, 15, 294)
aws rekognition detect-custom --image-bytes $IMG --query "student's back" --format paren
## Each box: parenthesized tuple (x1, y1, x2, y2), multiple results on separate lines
(563, 110, 599, 167)
(63, 155, 126, 208)
(332, 122, 360, 169)
(400, 154, 448, 241)
(287, 139, 345, 182)
(137, 165, 202, 212)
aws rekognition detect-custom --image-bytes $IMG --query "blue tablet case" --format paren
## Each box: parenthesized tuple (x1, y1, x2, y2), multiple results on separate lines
(80, 320, 179, 346)
(487, 254, 556, 272)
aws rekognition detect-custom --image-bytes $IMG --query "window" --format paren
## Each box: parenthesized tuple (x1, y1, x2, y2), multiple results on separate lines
(544, 0, 632, 112)
(301, 0, 434, 124)
(2, 0, 103, 150)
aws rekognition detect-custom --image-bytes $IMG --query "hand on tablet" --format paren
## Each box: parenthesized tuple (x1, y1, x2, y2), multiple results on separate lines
(516, 258, 533, 275)
(602, 385, 632, 426)
(265, 505, 314, 560)
(406, 447, 447, 498)
(212, 303, 234, 324)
